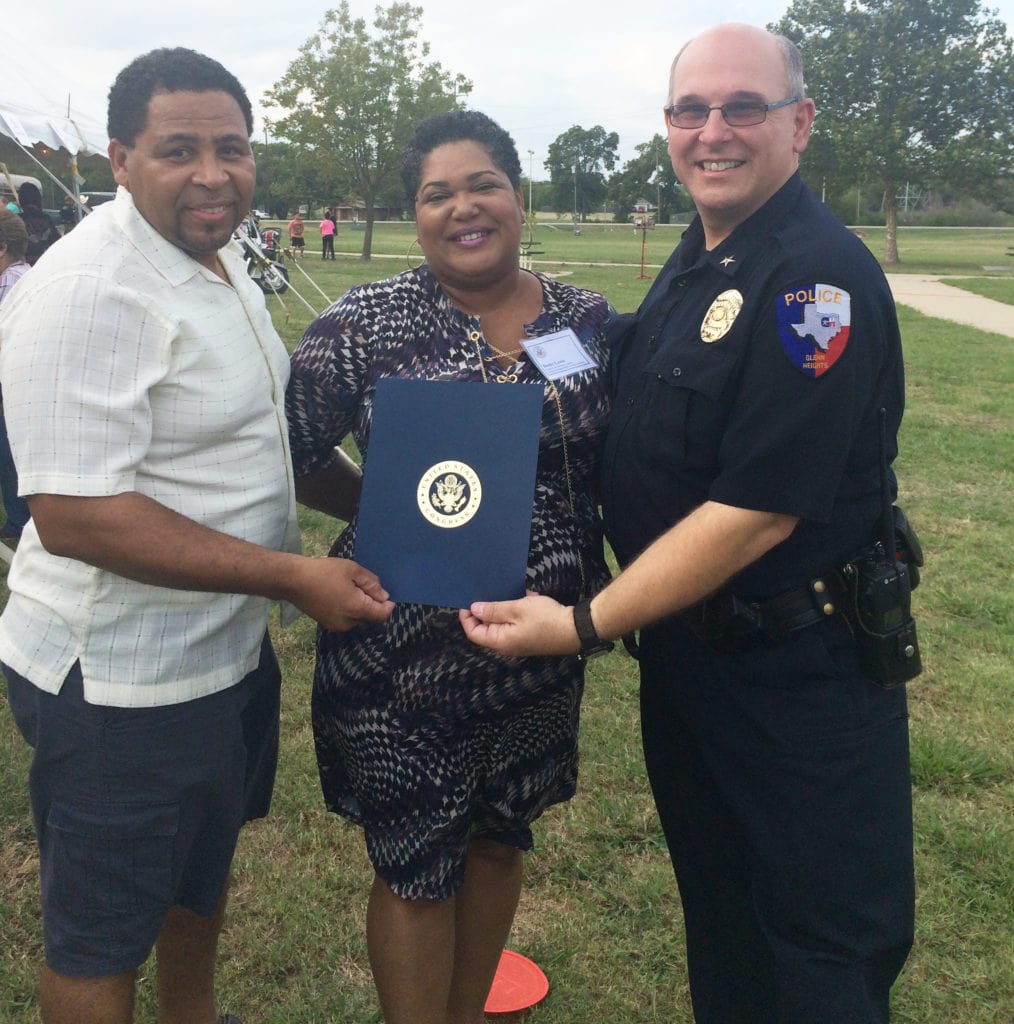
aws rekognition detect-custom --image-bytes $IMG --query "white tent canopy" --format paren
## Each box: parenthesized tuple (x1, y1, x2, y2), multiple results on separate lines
(0, 100, 108, 158)
(0, 100, 108, 212)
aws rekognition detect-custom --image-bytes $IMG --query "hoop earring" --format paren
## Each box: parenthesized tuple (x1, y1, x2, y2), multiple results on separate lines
(523, 218, 534, 249)
(406, 237, 423, 269)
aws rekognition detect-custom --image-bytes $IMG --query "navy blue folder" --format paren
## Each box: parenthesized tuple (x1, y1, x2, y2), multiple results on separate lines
(353, 377, 545, 607)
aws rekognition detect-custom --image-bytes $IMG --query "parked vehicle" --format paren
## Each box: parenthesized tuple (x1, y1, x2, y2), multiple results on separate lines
(233, 224, 289, 294)
(80, 191, 117, 209)
(0, 172, 42, 209)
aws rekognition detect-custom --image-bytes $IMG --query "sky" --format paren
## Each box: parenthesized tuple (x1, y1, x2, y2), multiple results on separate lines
(6, 0, 1014, 176)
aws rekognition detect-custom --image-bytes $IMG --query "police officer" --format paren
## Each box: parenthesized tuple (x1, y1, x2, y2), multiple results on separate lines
(462, 23, 915, 1024)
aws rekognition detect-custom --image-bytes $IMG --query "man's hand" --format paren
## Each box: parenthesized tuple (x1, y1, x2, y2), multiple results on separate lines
(459, 593, 579, 657)
(286, 557, 394, 632)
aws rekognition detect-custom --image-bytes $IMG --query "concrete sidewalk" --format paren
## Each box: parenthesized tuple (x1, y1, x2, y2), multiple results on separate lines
(885, 275, 1014, 338)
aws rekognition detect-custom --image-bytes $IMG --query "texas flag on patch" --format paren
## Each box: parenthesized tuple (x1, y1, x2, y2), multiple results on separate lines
(776, 283, 851, 377)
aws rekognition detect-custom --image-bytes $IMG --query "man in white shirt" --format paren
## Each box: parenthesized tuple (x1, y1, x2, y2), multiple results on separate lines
(0, 47, 393, 1024)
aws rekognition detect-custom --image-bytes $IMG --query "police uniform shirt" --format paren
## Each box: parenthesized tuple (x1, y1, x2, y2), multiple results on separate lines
(601, 173, 905, 601)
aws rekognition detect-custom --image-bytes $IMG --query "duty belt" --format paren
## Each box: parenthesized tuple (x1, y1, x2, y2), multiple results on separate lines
(676, 572, 848, 651)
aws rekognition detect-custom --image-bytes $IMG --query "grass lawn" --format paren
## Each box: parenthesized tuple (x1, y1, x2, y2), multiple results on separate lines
(1, 230, 1012, 1023)
(272, 220, 1014, 282)
(945, 277, 1014, 305)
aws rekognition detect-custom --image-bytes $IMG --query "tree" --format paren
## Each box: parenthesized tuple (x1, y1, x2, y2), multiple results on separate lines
(545, 125, 619, 221)
(264, 2, 471, 259)
(252, 141, 337, 219)
(775, 0, 1014, 263)
(521, 178, 554, 215)
(607, 135, 687, 223)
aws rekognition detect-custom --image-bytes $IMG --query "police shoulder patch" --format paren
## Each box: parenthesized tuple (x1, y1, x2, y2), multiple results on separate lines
(775, 283, 851, 377)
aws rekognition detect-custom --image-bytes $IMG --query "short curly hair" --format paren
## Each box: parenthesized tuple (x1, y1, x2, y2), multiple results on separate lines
(400, 110, 523, 205)
(107, 47, 253, 146)
(16, 183, 42, 210)
(0, 207, 28, 262)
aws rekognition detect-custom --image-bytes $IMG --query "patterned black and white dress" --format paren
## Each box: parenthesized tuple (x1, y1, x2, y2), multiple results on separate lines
(286, 265, 612, 899)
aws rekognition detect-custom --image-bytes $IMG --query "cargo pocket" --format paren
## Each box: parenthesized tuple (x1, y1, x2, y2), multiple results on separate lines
(44, 801, 179, 917)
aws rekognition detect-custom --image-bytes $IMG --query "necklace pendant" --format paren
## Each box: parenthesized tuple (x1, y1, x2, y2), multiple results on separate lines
(496, 372, 519, 384)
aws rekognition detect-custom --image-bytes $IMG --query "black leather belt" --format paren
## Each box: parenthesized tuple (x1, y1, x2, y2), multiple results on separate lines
(676, 572, 847, 651)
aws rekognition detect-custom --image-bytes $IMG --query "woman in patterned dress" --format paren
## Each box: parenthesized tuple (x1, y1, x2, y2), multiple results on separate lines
(286, 110, 612, 1024)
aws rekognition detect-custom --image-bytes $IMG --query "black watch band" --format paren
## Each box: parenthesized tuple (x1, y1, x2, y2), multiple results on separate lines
(573, 599, 614, 661)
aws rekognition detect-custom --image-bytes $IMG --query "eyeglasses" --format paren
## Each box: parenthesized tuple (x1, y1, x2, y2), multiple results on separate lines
(665, 96, 800, 129)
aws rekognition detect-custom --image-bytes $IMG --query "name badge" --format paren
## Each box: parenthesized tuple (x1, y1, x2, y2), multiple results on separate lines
(521, 328, 597, 381)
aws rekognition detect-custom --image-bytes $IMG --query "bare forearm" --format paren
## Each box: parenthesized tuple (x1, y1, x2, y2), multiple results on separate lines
(589, 501, 798, 640)
(32, 492, 293, 594)
(460, 501, 798, 657)
(28, 491, 395, 631)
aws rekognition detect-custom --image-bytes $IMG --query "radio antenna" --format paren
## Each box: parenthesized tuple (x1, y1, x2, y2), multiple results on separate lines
(878, 407, 895, 558)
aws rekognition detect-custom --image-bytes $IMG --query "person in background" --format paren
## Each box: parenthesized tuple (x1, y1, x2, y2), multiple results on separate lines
(0, 208, 30, 302)
(287, 211, 305, 258)
(463, 23, 915, 1024)
(261, 226, 281, 259)
(319, 209, 336, 259)
(286, 109, 612, 1024)
(17, 182, 61, 265)
(0, 46, 393, 1024)
(59, 195, 79, 235)
(0, 207, 32, 543)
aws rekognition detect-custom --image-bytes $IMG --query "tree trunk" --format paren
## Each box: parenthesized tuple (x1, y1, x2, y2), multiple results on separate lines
(883, 185, 900, 265)
(361, 188, 374, 261)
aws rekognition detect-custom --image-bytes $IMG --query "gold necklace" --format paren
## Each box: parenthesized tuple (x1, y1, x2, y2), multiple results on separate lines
(468, 329, 523, 361)
(469, 329, 522, 382)
(485, 340, 524, 359)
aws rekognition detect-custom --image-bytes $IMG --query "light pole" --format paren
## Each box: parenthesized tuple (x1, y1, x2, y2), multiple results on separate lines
(573, 162, 578, 234)
(262, 125, 270, 215)
(527, 149, 534, 217)
(654, 137, 662, 222)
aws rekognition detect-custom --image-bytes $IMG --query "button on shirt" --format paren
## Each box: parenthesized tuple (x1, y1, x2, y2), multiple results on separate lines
(0, 188, 300, 706)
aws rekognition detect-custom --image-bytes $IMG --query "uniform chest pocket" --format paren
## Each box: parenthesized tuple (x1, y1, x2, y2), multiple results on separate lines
(638, 347, 737, 470)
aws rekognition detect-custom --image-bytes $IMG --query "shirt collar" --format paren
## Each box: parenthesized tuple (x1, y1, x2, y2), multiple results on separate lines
(112, 186, 241, 288)
(678, 172, 806, 280)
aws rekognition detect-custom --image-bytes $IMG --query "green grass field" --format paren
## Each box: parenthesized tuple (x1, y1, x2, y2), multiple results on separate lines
(1, 228, 1012, 1023)
(273, 219, 1014, 282)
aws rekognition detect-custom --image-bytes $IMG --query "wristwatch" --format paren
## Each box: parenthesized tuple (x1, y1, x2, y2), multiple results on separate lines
(573, 599, 614, 661)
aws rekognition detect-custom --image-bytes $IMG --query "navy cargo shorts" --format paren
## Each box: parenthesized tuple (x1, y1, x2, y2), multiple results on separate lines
(5, 634, 280, 977)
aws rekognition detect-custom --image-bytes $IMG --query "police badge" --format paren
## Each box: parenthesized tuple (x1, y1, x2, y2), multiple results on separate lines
(700, 289, 744, 343)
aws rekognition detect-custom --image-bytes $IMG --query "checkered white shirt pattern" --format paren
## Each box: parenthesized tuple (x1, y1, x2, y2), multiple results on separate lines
(0, 189, 299, 706)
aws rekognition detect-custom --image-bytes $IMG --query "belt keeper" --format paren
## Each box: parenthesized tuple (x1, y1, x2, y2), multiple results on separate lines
(729, 593, 762, 628)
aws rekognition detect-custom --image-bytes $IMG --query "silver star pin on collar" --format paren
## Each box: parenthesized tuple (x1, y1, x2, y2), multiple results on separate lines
(720, 255, 736, 267)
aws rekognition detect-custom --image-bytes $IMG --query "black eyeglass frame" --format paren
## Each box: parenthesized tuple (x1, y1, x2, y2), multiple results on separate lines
(665, 96, 800, 129)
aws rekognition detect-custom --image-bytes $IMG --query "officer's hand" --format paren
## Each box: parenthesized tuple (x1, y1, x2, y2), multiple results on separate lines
(289, 557, 395, 631)
(459, 594, 579, 657)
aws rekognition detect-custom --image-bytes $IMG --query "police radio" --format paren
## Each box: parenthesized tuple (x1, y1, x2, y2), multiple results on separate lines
(840, 409, 924, 687)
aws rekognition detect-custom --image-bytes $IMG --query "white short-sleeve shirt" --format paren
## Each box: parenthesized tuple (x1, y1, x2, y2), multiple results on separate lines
(0, 189, 300, 706)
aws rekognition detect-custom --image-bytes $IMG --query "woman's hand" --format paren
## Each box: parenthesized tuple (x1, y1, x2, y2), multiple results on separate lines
(459, 593, 580, 657)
